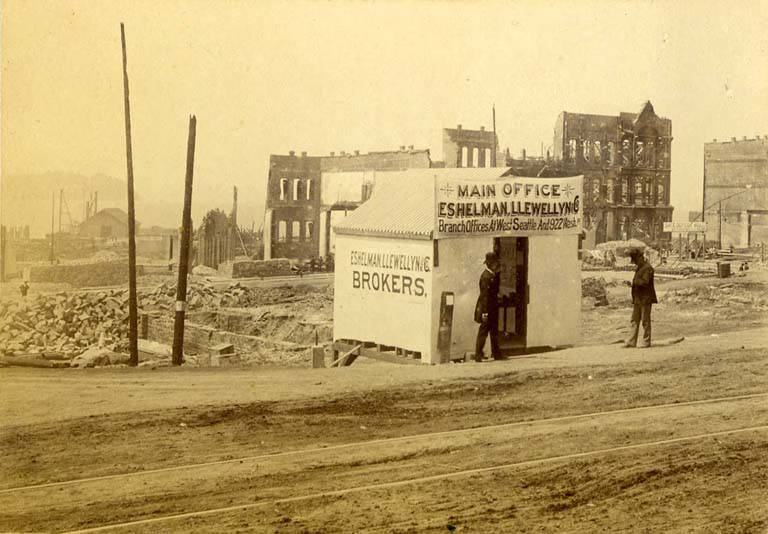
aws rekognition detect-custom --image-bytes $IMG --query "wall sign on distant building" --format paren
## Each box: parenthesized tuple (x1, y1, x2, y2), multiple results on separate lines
(663, 221, 707, 233)
(435, 175, 584, 238)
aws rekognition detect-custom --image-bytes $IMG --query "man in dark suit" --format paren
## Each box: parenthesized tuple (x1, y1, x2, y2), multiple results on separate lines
(624, 247, 658, 348)
(474, 251, 502, 361)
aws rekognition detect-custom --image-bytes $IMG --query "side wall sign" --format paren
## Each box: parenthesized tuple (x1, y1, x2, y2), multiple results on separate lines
(435, 175, 584, 238)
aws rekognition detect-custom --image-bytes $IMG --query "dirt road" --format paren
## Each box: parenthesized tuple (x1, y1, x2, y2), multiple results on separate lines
(2, 324, 767, 532)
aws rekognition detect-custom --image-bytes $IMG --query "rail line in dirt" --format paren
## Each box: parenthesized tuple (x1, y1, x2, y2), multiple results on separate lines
(61, 424, 768, 533)
(3, 390, 766, 496)
(3, 390, 767, 496)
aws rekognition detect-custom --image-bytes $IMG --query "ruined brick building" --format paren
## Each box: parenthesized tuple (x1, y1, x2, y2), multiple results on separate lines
(263, 148, 432, 260)
(263, 124, 506, 260)
(553, 101, 674, 246)
(442, 124, 499, 168)
(700, 136, 768, 247)
(262, 108, 670, 259)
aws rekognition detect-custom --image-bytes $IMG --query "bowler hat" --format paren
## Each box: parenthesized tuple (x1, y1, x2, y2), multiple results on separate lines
(484, 252, 498, 265)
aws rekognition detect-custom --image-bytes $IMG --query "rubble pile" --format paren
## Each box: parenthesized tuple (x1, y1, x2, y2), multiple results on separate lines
(218, 258, 292, 278)
(141, 281, 332, 312)
(28, 261, 144, 287)
(1, 279, 335, 366)
(0, 290, 130, 357)
(582, 249, 617, 268)
(595, 239, 648, 257)
(660, 282, 768, 308)
(581, 277, 609, 306)
(63, 250, 122, 264)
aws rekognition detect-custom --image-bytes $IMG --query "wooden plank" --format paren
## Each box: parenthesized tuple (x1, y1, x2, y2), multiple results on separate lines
(330, 344, 362, 367)
(332, 341, 356, 353)
(359, 348, 422, 366)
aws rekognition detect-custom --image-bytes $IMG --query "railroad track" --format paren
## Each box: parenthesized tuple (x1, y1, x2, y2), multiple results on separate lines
(3, 390, 767, 495)
(2, 392, 767, 532)
(61, 424, 768, 534)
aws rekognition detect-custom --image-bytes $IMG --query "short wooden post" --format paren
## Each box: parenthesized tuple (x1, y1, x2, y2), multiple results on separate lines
(311, 345, 325, 368)
(139, 313, 149, 339)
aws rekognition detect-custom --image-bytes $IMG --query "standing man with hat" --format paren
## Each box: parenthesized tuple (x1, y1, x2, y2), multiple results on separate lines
(624, 247, 657, 348)
(474, 251, 502, 361)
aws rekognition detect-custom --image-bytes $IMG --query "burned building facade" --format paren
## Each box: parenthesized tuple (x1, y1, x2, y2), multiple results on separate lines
(553, 101, 673, 246)
(702, 136, 768, 247)
(264, 148, 431, 260)
(443, 125, 499, 168)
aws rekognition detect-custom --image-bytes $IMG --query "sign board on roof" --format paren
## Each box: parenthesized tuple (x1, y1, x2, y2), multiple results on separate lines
(663, 221, 707, 233)
(434, 175, 583, 238)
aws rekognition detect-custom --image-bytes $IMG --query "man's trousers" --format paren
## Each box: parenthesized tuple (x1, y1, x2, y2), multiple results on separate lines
(626, 303, 652, 347)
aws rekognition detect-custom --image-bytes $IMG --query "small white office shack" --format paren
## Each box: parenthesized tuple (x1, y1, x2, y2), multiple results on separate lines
(331, 167, 583, 365)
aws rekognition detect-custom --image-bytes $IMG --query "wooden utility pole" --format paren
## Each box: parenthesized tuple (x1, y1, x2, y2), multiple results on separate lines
(172, 115, 197, 366)
(718, 200, 722, 250)
(58, 189, 63, 236)
(492, 104, 497, 167)
(121, 23, 139, 367)
(50, 193, 55, 263)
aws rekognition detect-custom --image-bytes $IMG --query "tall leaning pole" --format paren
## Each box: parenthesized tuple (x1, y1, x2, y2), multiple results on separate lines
(172, 116, 197, 366)
(121, 23, 139, 366)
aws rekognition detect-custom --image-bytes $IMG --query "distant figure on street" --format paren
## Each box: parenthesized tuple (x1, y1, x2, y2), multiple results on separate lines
(624, 248, 657, 348)
(19, 280, 29, 298)
(474, 252, 502, 362)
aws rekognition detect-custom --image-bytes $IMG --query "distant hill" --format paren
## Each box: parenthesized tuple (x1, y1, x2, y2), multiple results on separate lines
(1, 172, 264, 237)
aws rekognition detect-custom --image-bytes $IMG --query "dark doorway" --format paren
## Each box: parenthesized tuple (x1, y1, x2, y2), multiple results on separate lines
(494, 236, 528, 349)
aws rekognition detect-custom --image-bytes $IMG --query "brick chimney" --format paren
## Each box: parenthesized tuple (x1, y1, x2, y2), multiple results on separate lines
(354, 150, 360, 156)
(330, 151, 335, 156)
(408, 145, 414, 150)
(301, 151, 307, 157)
(289, 150, 295, 156)
(480, 126, 485, 131)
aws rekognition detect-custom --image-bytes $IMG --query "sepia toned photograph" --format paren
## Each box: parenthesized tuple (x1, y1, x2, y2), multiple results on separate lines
(1, 0, 767, 531)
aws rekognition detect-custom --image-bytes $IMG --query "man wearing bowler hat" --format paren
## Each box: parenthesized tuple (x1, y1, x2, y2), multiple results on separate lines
(624, 247, 657, 348)
(474, 251, 502, 361)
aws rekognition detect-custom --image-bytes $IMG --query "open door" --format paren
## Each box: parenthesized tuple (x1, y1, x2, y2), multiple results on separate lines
(526, 235, 580, 347)
(494, 237, 528, 349)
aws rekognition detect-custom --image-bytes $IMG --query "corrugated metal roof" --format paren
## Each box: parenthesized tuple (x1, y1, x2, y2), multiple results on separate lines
(333, 167, 513, 240)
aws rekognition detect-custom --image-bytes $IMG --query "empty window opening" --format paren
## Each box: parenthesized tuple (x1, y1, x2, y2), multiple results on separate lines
(306, 221, 314, 241)
(293, 179, 301, 201)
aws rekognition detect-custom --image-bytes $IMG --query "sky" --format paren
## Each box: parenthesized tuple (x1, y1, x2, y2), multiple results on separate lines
(3, 0, 768, 232)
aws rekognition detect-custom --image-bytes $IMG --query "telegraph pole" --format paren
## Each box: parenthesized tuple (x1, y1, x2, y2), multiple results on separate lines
(718, 200, 722, 250)
(50, 193, 55, 263)
(492, 104, 497, 167)
(172, 115, 197, 366)
(121, 23, 139, 366)
(58, 189, 63, 237)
